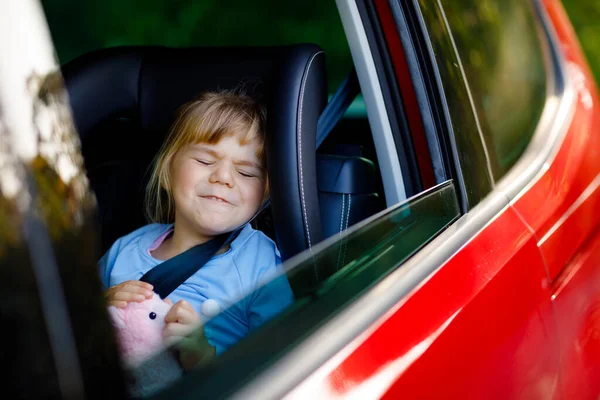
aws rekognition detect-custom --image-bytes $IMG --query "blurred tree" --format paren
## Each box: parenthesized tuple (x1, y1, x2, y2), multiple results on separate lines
(39, 0, 600, 101)
(563, 1, 600, 84)
(40, 0, 353, 92)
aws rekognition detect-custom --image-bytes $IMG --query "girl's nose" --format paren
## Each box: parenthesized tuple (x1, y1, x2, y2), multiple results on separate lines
(208, 164, 234, 188)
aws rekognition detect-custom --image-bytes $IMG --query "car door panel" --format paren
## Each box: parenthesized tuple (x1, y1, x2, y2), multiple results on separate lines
(507, 1, 600, 398)
(287, 206, 561, 399)
(381, 211, 560, 399)
(286, 0, 591, 398)
(511, 64, 600, 281)
(551, 232, 600, 398)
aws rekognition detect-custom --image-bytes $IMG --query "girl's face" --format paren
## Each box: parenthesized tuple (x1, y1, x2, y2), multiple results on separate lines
(170, 133, 266, 239)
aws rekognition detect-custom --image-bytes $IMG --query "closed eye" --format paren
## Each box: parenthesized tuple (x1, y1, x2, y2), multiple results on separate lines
(238, 170, 255, 178)
(194, 158, 213, 166)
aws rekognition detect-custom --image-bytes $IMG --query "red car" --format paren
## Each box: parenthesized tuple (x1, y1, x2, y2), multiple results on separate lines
(1, 0, 599, 398)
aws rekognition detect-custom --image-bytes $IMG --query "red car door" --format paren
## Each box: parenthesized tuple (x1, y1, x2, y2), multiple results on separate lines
(511, 1, 600, 398)
(284, 0, 600, 398)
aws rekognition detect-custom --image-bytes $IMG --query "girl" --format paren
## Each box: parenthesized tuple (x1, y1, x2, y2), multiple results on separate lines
(99, 89, 294, 368)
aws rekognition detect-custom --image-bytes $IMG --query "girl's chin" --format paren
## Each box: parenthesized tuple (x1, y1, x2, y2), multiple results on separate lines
(196, 220, 245, 236)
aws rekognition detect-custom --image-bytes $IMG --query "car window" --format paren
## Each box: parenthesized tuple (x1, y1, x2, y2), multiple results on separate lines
(31, 2, 464, 397)
(419, 0, 546, 186)
(125, 181, 460, 397)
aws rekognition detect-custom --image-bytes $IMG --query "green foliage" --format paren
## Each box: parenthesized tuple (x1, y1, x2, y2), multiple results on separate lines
(39, 1, 600, 92)
(563, 1, 600, 84)
(40, 0, 352, 91)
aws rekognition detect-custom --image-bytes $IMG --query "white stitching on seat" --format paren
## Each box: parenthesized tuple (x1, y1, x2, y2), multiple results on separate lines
(339, 194, 346, 234)
(298, 51, 324, 249)
(341, 194, 351, 267)
(345, 194, 352, 230)
(336, 194, 347, 270)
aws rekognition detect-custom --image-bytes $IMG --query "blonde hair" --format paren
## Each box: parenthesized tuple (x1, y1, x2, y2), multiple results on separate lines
(145, 89, 267, 223)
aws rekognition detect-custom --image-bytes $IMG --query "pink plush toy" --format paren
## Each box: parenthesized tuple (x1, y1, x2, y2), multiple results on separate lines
(108, 293, 182, 396)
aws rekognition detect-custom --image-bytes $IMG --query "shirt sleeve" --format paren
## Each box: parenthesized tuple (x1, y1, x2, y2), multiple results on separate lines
(238, 232, 295, 331)
(98, 237, 123, 289)
(247, 268, 295, 332)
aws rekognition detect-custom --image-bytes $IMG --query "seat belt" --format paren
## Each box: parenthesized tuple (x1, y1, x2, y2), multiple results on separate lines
(316, 67, 359, 149)
(140, 201, 269, 298)
(141, 68, 360, 298)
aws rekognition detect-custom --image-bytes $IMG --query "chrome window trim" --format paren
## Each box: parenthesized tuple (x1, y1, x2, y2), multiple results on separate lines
(334, 0, 407, 206)
(230, 0, 575, 398)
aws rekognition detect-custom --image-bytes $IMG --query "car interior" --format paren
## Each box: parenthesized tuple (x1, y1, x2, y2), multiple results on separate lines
(61, 44, 387, 296)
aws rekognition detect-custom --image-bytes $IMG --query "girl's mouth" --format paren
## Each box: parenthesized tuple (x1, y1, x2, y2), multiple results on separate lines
(201, 195, 231, 205)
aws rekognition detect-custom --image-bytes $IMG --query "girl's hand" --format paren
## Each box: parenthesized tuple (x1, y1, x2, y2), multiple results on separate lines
(163, 300, 216, 370)
(104, 280, 154, 308)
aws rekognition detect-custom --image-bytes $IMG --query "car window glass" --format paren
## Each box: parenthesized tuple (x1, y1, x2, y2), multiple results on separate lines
(416, 1, 494, 206)
(125, 182, 460, 397)
(0, 71, 127, 397)
(420, 0, 546, 184)
(0, 118, 64, 398)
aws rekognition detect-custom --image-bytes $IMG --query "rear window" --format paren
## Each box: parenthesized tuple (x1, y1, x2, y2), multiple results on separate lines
(431, 0, 547, 179)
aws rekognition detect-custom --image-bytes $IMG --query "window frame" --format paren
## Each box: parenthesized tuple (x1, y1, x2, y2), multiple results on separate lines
(354, 0, 424, 197)
(390, 0, 495, 211)
(334, 0, 409, 207)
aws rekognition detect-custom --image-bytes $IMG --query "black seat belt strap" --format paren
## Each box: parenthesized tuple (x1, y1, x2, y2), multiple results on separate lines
(140, 200, 270, 298)
(140, 232, 231, 298)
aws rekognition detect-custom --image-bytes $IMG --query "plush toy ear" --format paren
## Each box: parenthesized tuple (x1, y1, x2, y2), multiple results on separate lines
(107, 306, 127, 329)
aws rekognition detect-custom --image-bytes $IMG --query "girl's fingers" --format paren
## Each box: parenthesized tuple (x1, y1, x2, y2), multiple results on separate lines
(110, 291, 147, 303)
(104, 281, 154, 308)
(126, 280, 154, 291)
(165, 307, 197, 325)
(121, 283, 153, 298)
(165, 301, 200, 324)
(163, 322, 196, 340)
(107, 300, 127, 308)
(164, 335, 184, 347)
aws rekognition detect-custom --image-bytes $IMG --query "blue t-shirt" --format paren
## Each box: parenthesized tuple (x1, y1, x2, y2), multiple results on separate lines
(99, 223, 294, 354)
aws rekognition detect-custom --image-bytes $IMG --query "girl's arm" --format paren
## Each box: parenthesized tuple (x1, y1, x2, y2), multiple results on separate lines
(247, 274, 295, 332)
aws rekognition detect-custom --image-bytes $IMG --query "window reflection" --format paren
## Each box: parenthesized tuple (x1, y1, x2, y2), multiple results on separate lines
(422, 0, 546, 183)
(20, 70, 128, 398)
(27, 71, 94, 237)
(418, 0, 495, 206)
(0, 119, 27, 256)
